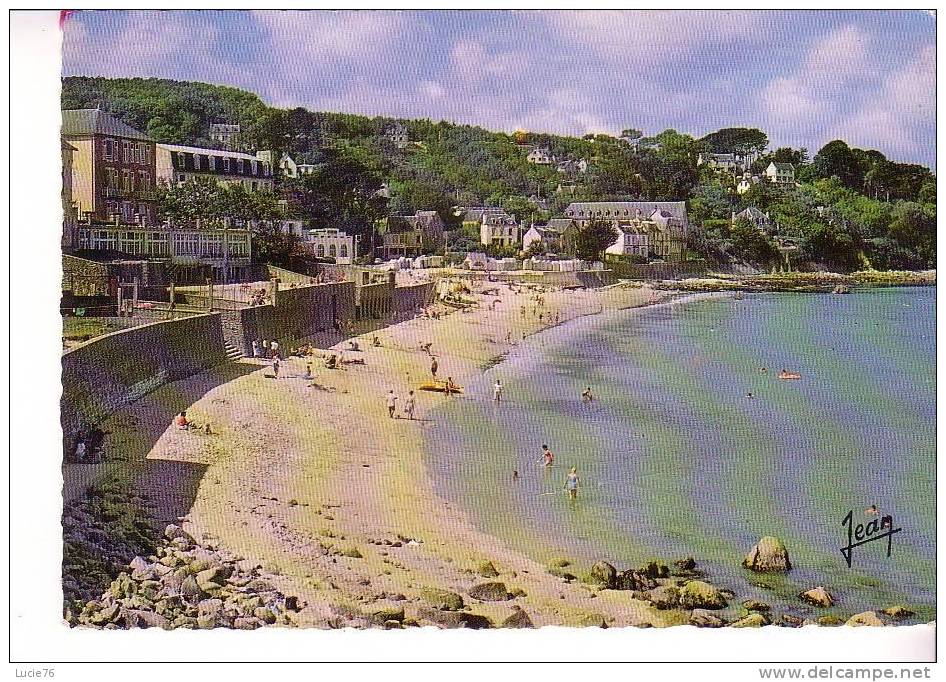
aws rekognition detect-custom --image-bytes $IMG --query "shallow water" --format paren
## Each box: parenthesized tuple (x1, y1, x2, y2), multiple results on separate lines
(425, 287, 936, 619)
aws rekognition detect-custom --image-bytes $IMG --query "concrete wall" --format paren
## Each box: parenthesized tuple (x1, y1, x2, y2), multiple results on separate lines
(393, 281, 437, 313)
(605, 261, 720, 280)
(61, 312, 227, 454)
(219, 281, 357, 355)
(464, 269, 617, 288)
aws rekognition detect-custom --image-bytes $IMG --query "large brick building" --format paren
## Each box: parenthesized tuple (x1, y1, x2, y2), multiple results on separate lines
(61, 109, 159, 226)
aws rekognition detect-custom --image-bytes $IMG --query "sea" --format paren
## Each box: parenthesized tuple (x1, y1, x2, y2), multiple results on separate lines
(425, 287, 936, 620)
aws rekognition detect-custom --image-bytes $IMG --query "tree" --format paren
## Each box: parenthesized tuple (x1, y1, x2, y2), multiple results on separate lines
(812, 140, 868, 190)
(700, 128, 769, 157)
(888, 202, 935, 265)
(574, 220, 618, 261)
(730, 217, 777, 264)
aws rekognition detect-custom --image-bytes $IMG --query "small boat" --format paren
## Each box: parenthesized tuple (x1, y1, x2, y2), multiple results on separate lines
(778, 370, 802, 380)
(418, 380, 464, 394)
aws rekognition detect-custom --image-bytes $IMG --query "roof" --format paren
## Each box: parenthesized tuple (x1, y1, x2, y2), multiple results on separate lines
(528, 226, 562, 237)
(61, 138, 77, 151)
(546, 218, 577, 231)
(770, 162, 795, 172)
(736, 207, 768, 221)
(564, 201, 689, 228)
(158, 143, 261, 162)
(61, 109, 152, 141)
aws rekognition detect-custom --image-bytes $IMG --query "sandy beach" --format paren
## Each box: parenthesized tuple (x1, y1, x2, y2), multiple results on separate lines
(75, 280, 690, 627)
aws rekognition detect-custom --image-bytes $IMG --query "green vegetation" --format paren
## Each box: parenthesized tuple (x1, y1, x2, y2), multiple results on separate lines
(62, 77, 936, 271)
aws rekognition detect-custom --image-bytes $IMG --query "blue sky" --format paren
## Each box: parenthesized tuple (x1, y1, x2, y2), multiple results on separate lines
(63, 10, 936, 168)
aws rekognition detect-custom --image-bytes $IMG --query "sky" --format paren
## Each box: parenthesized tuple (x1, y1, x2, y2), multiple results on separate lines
(62, 10, 936, 168)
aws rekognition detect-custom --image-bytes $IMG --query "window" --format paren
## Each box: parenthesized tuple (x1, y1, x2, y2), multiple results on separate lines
(138, 170, 149, 188)
(251, 160, 257, 175)
(103, 139, 114, 161)
(193, 154, 201, 171)
(223, 157, 231, 172)
(237, 159, 244, 174)
(251, 181, 258, 191)
(150, 232, 170, 256)
(141, 145, 149, 165)
(122, 169, 131, 192)
(176, 151, 185, 168)
(122, 141, 130, 163)
(317, 244, 325, 257)
(329, 244, 337, 258)
(177, 174, 186, 184)
(122, 202, 134, 223)
(339, 244, 348, 258)
(207, 155, 215, 172)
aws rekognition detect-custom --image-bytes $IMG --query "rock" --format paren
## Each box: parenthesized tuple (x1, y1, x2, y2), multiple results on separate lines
(236, 559, 260, 574)
(196, 566, 233, 587)
(233, 616, 262, 630)
(547, 557, 571, 569)
(678, 580, 727, 610)
(365, 603, 405, 624)
(469, 582, 511, 602)
(90, 603, 120, 625)
(882, 605, 915, 621)
(163, 524, 195, 545)
(742, 536, 791, 573)
(614, 569, 656, 591)
(254, 607, 277, 625)
(777, 614, 805, 628)
(197, 598, 224, 616)
(419, 588, 464, 611)
(129, 556, 150, 573)
(730, 612, 770, 628)
(689, 609, 726, 628)
(578, 613, 608, 628)
(124, 609, 169, 629)
(284, 596, 301, 612)
(589, 561, 617, 588)
(475, 560, 499, 578)
(180, 575, 203, 601)
(674, 557, 697, 571)
(644, 585, 680, 610)
(417, 607, 492, 629)
(742, 599, 771, 612)
(638, 560, 670, 579)
(196, 614, 218, 629)
(817, 615, 846, 626)
(846, 611, 885, 627)
(500, 606, 534, 628)
(799, 586, 834, 608)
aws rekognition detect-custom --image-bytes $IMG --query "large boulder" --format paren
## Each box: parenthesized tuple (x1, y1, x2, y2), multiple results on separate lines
(469, 582, 511, 602)
(638, 560, 670, 579)
(589, 561, 617, 588)
(614, 569, 657, 591)
(742, 599, 771, 613)
(644, 585, 680, 610)
(743, 536, 791, 573)
(689, 609, 726, 628)
(419, 587, 464, 611)
(799, 586, 834, 608)
(882, 605, 915, 621)
(417, 607, 492, 629)
(846, 611, 885, 627)
(730, 612, 770, 628)
(475, 560, 499, 578)
(365, 602, 405, 624)
(500, 606, 534, 629)
(678, 580, 727, 610)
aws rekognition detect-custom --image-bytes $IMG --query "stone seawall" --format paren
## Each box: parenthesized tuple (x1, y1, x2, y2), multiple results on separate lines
(61, 313, 227, 454)
(393, 281, 437, 313)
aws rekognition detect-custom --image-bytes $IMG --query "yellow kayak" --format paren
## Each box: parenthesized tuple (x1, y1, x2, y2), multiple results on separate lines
(419, 380, 464, 394)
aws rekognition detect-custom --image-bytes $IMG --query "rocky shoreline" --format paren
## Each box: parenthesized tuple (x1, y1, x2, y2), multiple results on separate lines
(651, 269, 935, 293)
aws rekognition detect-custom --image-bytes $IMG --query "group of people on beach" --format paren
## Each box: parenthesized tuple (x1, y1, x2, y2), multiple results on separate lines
(251, 338, 280, 360)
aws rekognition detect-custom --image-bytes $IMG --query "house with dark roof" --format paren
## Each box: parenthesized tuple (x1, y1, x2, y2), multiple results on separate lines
(764, 162, 795, 185)
(156, 143, 274, 192)
(732, 207, 773, 232)
(62, 109, 158, 226)
(563, 201, 689, 261)
(382, 210, 446, 258)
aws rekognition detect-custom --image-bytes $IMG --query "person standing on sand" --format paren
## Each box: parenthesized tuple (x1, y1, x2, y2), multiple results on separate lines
(564, 467, 580, 500)
(404, 390, 416, 420)
(387, 390, 398, 418)
(493, 379, 503, 403)
(445, 377, 458, 396)
(271, 339, 280, 359)
(262, 339, 270, 357)
(272, 357, 280, 379)
(251, 339, 260, 358)
(539, 444, 554, 468)
(431, 357, 439, 378)
(304, 363, 313, 380)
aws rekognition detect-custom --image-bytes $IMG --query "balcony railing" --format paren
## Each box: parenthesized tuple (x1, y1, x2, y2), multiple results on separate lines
(104, 187, 159, 200)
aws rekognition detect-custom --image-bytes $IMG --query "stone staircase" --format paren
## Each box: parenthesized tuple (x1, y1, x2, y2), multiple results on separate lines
(223, 341, 244, 362)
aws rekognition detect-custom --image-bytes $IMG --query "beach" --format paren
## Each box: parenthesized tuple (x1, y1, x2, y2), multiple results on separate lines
(75, 280, 691, 627)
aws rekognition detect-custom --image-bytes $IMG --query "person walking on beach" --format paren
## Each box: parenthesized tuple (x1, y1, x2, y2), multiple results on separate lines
(304, 363, 313, 380)
(540, 444, 554, 468)
(445, 377, 458, 396)
(251, 339, 260, 358)
(262, 339, 270, 357)
(386, 390, 398, 418)
(272, 357, 280, 379)
(493, 379, 504, 403)
(564, 467, 581, 500)
(430, 357, 439, 379)
(404, 390, 416, 420)
(271, 340, 280, 359)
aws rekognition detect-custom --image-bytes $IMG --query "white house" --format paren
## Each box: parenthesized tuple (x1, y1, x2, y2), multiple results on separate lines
(305, 228, 355, 264)
(698, 151, 754, 171)
(521, 225, 562, 253)
(526, 147, 553, 165)
(480, 213, 520, 247)
(736, 171, 762, 195)
(156, 144, 274, 192)
(604, 224, 650, 257)
(765, 162, 795, 185)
